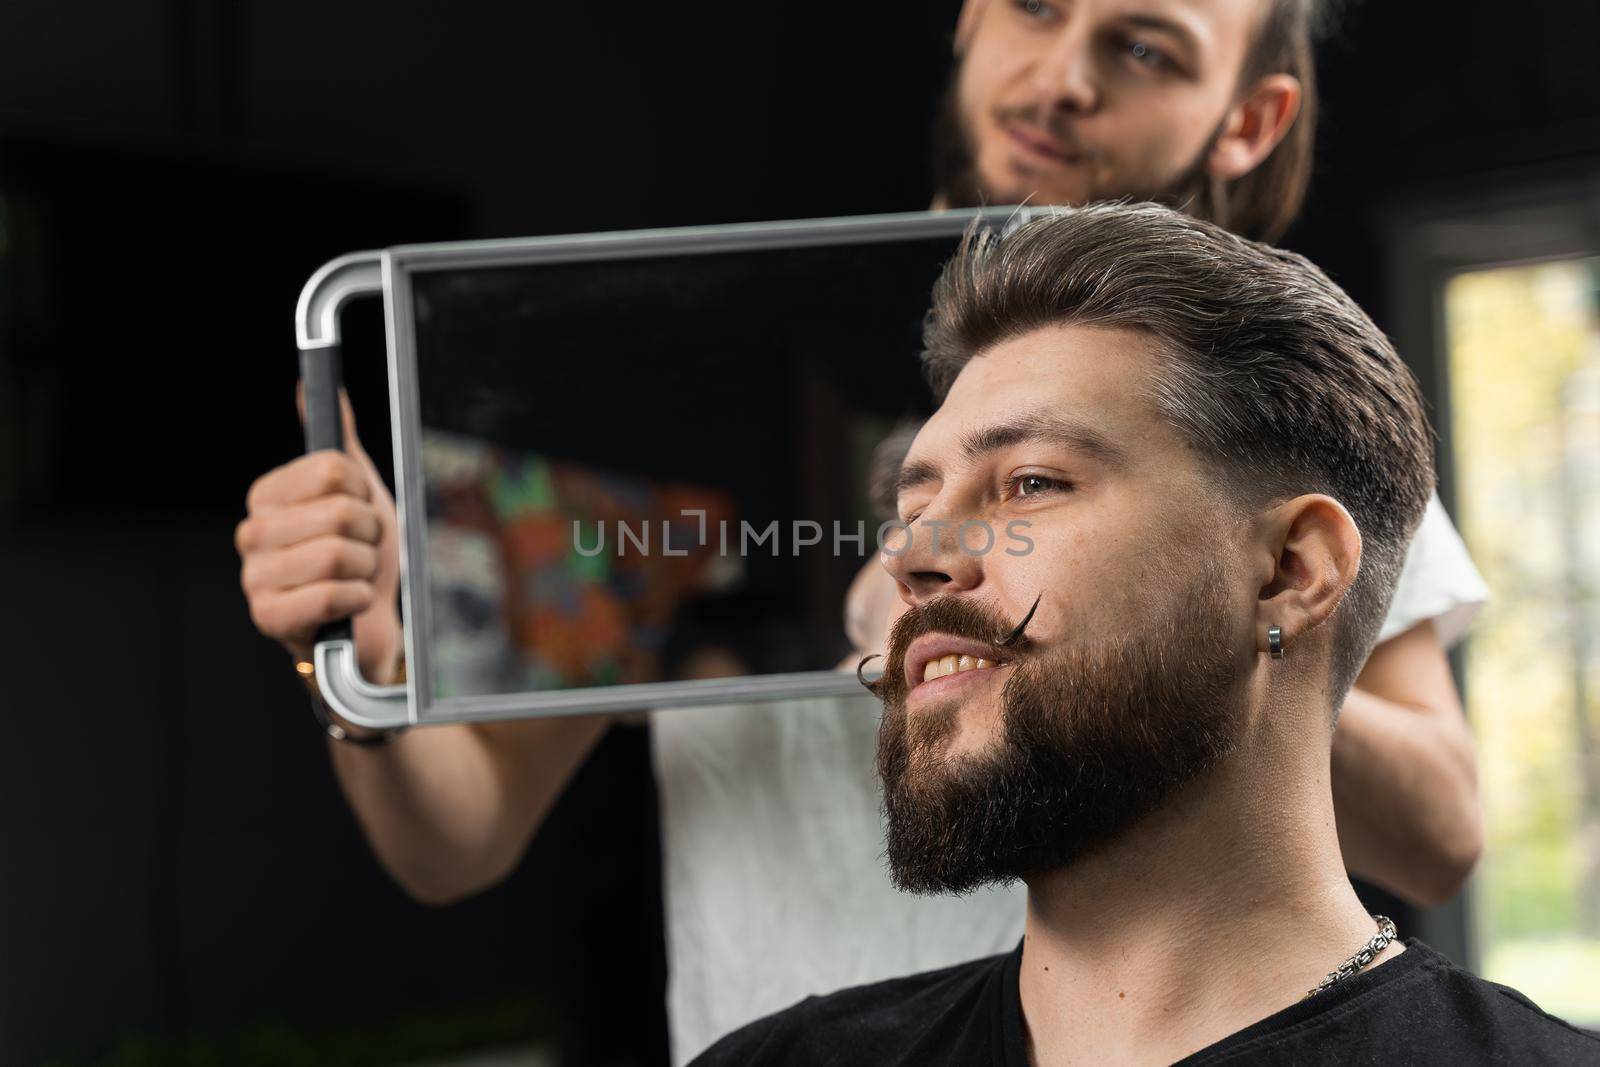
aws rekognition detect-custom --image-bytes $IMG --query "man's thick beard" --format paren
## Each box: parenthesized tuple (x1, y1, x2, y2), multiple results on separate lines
(929, 68, 1219, 217)
(875, 570, 1244, 894)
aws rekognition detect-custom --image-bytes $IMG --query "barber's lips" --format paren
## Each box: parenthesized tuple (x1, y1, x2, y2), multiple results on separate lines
(903, 633, 1010, 703)
(1001, 119, 1081, 167)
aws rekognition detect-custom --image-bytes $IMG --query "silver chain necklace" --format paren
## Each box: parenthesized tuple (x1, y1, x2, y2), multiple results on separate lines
(1303, 915, 1398, 1000)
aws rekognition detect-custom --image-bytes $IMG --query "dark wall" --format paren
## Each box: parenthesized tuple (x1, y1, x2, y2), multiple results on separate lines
(2, 1, 1599, 1065)
(1, 524, 667, 1066)
(1293, 0, 1600, 308)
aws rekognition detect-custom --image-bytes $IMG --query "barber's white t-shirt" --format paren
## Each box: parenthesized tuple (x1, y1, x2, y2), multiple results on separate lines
(649, 491, 1487, 1065)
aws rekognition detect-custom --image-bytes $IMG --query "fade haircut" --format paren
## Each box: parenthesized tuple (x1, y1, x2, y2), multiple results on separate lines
(920, 202, 1434, 699)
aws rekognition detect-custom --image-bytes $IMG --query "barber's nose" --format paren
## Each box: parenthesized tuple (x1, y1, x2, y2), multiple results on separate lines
(882, 513, 985, 604)
(1030, 26, 1100, 114)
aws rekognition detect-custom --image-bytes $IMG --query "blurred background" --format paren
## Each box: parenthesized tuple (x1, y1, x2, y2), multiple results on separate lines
(1, 0, 1598, 1064)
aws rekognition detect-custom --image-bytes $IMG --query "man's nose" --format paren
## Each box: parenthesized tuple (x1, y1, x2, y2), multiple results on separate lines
(882, 512, 985, 604)
(1028, 21, 1101, 114)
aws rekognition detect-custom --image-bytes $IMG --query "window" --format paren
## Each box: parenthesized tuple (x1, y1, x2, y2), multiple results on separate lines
(1442, 254, 1600, 1022)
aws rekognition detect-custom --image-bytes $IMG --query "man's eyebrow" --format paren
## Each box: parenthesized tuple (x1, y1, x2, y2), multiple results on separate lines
(958, 413, 1128, 468)
(1121, 12, 1203, 55)
(895, 458, 943, 498)
(893, 413, 1128, 500)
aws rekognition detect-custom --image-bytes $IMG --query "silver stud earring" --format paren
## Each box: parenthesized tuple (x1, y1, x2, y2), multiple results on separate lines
(1267, 624, 1284, 659)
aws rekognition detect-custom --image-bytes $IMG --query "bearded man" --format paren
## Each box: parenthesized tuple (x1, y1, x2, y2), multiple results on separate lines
(695, 203, 1592, 1065)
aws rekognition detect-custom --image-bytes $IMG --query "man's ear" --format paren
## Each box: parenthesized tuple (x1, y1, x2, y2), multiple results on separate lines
(1255, 494, 1362, 656)
(954, 0, 992, 55)
(1206, 73, 1302, 182)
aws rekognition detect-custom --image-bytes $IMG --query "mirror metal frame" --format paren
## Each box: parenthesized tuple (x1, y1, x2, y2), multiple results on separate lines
(298, 207, 1031, 727)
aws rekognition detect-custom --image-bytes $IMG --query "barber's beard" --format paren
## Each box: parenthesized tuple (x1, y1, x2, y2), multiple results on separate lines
(874, 569, 1244, 894)
(929, 72, 1223, 219)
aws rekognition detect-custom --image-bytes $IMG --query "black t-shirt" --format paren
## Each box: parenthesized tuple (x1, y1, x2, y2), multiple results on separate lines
(693, 939, 1599, 1065)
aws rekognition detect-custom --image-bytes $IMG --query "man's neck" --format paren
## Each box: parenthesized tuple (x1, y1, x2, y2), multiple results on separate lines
(1015, 743, 1404, 1066)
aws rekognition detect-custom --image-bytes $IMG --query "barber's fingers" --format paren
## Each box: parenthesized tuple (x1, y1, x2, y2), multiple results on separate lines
(294, 381, 368, 449)
(844, 558, 899, 655)
(246, 450, 373, 513)
(246, 579, 377, 649)
(235, 387, 403, 665)
(240, 535, 380, 596)
(294, 383, 385, 476)
(235, 494, 384, 557)
(284, 384, 400, 564)
(337, 389, 376, 466)
(290, 383, 394, 512)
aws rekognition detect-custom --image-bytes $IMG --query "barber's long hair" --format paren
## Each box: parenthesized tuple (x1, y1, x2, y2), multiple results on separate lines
(1194, 0, 1321, 243)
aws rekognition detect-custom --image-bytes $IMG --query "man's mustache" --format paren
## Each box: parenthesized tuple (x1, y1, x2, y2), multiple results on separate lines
(858, 594, 1043, 696)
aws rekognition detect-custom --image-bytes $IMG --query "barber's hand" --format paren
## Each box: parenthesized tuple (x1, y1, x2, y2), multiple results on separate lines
(844, 557, 908, 657)
(236, 389, 404, 685)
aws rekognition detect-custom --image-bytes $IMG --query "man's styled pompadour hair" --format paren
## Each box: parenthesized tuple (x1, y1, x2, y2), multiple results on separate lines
(921, 202, 1434, 697)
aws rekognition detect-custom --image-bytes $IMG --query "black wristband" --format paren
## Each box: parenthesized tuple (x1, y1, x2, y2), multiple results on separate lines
(296, 658, 404, 746)
(308, 690, 402, 745)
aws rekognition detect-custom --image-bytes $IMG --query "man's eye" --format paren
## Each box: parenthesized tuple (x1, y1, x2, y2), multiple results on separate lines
(1008, 474, 1071, 498)
(1124, 38, 1170, 69)
(1016, 0, 1053, 19)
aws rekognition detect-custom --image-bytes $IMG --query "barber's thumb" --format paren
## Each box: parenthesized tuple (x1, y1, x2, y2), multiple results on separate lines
(294, 381, 369, 459)
(336, 389, 371, 460)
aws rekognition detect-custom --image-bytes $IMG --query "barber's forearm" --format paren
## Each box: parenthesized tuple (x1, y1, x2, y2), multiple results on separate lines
(327, 724, 525, 904)
(326, 713, 610, 905)
(1329, 686, 1482, 908)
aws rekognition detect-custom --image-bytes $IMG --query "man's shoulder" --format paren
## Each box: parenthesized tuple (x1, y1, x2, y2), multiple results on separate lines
(1412, 947, 1600, 1060)
(691, 950, 1010, 1066)
(1216, 941, 1600, 1065)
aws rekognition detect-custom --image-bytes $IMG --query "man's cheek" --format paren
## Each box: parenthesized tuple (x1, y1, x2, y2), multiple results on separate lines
(993, 548, 1075, 623)
(954, 58, 990, 131)
(956, 53, 1011, 150)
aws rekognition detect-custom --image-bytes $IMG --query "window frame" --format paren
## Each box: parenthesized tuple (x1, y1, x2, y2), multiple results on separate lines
(1381, 168, 1600, 971)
